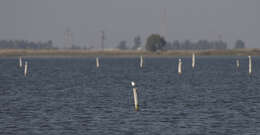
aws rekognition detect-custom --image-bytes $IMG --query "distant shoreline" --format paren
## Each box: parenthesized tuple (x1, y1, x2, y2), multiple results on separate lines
(0, 49, 259, 57)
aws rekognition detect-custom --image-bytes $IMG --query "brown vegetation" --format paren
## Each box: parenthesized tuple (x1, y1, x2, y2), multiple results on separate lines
(0, 49, 259, 57)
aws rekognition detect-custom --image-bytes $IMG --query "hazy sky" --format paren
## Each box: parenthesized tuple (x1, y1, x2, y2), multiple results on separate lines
(0, 0, 259, 48)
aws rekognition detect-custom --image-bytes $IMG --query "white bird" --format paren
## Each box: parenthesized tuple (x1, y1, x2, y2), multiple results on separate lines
(131, 81, 135, 87)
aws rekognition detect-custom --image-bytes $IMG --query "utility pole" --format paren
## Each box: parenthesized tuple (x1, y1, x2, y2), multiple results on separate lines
(64, 28, 73, 49)
(101, 30, 105, 50)
(160, 8, 167, 40)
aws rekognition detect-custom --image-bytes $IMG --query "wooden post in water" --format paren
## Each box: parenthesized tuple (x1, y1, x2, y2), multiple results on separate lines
(131, 81, 139, 111)
(24, 61, 28, 77)
(248, 56, 252, 75)
(19, 57, 22, 67)
(96, 57, 100, 68)
(192, 53, 195, 69)
(236, 59, 240, 68)
(178, 59, 182, 75)
(140, 56, 143, 68)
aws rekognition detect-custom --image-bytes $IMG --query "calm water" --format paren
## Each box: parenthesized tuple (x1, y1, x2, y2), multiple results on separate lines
(0, 56, 260, 135)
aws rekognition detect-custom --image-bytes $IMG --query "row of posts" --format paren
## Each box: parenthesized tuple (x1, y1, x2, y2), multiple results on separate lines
(19, 54, 253, 77)
(130, 55, 253, 111)
(18, 54, 253, 111)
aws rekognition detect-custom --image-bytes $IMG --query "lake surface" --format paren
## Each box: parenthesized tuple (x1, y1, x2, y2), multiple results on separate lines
(0, 56, 260, 135)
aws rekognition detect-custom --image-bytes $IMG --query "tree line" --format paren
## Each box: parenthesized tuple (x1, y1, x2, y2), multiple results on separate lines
(145, 34, 246, 52)
(0, 35, 245, 51)
(116, 34, 246, 52)
(116, 36, 142, 50)
(165, 39, 228, 50)
(0, 40, 56, 49)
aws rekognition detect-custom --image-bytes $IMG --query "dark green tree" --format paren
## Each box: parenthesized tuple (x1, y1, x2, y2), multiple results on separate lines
(132, 36, 142, 50)
(117, 40, 128, 50)
(234, 40, 245, 49)
(145, 34, 166, 52)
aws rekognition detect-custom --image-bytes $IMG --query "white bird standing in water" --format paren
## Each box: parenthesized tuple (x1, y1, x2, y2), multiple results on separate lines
(131, 81, 136, 87)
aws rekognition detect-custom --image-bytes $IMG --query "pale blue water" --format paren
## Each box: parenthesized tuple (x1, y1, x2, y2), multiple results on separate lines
(0, 56, 260, 135)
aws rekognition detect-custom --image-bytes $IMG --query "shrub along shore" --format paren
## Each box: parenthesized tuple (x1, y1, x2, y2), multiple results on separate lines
(0, 49, 259, 57)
